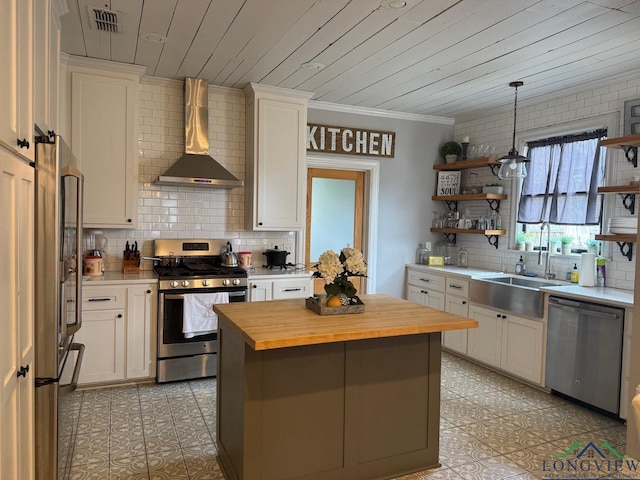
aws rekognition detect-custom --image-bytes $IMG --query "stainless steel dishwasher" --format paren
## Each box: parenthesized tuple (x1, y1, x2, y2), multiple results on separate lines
(545, 296, 624, 415)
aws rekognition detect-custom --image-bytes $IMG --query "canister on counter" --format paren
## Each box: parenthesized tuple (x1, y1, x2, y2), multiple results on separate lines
(83, 255, 103, 276)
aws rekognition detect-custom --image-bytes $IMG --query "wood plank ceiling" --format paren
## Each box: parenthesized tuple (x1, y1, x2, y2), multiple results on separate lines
(61, 0, 640, 121)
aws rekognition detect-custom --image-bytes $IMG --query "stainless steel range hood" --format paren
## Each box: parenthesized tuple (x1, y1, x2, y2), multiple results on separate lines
(155, 78, 244, 188)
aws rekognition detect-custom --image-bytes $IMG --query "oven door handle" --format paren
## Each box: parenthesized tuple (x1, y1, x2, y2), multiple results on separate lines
(164, 291, 246, 300)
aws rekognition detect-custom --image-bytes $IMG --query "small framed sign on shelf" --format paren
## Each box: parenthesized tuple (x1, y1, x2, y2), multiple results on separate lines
(436, 171, 461, 196)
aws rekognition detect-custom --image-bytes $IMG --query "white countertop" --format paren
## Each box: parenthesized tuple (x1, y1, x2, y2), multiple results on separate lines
(539, 285, 633, 308)
(247, 267, 313, 279)
(406, 263, 634, 308)
(83, 268, 313, 285)
(83, 270, 157, 285)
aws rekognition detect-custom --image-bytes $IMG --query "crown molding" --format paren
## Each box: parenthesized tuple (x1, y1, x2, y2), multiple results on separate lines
(64, 55, 147, 81)
(308, 100, 454, 125)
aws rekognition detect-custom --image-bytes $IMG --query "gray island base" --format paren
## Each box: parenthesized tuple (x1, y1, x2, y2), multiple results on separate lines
(213, 294, 477, 480)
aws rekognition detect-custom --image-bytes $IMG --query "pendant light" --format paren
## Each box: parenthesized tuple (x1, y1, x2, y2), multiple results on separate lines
(498, 81, 529, 180)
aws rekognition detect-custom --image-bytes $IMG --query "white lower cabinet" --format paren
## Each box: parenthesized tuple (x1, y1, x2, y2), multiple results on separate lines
(407, 284, 445, 310)
(467, 304, 503, 368)
(468, 304, 544, 384)
(77, 283, 156, 385)
(249, 280, 272, 302)
(249, 276, 313, 302)
(443, 295, 469, 355)
(126, 285, 156, 380)
(76, 307, 126, 383)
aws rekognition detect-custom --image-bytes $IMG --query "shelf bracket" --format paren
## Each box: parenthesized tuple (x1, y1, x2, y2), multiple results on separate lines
(443, 233, 457, 243)
(485, 235, 499, 249)
(618, 193, 636, 214)
(486, 199, 501, 213)
(622, 146, 638, 168)
(616, 241, 633, 261)
(445, 200, 458, 211)
(489, 164, 500, 176)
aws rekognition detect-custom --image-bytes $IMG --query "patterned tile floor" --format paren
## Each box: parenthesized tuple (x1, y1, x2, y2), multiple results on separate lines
(66, 352, 635, 480)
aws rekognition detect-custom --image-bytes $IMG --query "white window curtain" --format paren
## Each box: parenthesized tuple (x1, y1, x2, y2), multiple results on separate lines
(517, 130, 606, 225)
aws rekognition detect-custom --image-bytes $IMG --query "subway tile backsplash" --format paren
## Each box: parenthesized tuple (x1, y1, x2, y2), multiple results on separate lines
(94, 78, 296, 272)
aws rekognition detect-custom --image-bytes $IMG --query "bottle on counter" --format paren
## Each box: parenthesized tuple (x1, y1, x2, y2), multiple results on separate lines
(596, 257, 606, 287)
(457, 246, 469, 267)
(515, 255, 526, 275)
(415, 243, 430, 265)
(570, 263, 579, 283)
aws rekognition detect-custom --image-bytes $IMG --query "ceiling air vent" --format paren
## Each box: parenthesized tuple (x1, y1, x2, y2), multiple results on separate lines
(88, 6, 121, 33)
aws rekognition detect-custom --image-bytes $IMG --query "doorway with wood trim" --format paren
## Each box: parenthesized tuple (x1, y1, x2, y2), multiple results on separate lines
(306, 167, 366, 295)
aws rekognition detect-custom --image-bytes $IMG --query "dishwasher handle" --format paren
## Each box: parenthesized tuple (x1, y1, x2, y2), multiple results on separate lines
(548, 296, 582, 308)
(548, 296, 624, 319)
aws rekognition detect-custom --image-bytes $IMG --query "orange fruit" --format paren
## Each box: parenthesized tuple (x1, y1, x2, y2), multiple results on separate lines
(327, 295, 342, 307)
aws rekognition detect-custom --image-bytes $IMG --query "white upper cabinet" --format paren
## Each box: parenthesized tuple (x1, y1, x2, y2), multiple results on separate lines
(33, 0, 65, 135)
(67, 59, 143, 228)
(0, 0, 34, 160)
(244, 83, 313, 231)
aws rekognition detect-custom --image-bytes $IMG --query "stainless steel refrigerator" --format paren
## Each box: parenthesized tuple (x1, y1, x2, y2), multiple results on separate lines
(34, 135, 85, 480)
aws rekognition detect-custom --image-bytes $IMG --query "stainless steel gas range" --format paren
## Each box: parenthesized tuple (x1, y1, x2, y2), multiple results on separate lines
(151, 239, 248, 383)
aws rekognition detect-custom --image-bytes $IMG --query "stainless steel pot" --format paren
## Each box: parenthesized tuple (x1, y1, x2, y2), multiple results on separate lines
(142, 256, 181, 268)
(221, 241, 239, 267)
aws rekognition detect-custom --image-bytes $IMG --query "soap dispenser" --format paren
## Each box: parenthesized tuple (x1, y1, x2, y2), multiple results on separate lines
(515, 255, 526, 275)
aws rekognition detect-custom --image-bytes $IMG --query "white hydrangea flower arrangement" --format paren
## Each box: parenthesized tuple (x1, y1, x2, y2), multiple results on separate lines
(313, 245, 367, 305)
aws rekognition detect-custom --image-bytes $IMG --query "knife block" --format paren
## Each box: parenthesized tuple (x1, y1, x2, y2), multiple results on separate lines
(122, 251, 140, 274)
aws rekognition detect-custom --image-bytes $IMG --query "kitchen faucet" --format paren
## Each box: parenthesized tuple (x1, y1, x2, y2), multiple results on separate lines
(538, 222, 556, 279)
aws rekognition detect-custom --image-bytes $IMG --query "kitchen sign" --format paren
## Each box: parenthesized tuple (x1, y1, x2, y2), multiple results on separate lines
(436, 171, 461, 196)
(307, 123, 395, 158)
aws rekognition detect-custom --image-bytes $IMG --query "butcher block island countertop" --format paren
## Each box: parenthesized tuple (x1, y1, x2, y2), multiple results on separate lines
(213, 294, 477, 480)
(213, 293, 477, 351)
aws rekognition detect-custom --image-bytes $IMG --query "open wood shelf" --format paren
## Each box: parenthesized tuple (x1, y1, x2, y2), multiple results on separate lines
(431, 228, 506, 236)
(599, 134, 640, 149)
(432, 193, 507, 201)
(433, 157, 499, 171)
(597, 184, 639, 194)
(595, 234, 636, 243)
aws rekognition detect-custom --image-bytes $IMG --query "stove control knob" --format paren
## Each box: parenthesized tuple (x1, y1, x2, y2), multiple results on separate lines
(232, 278, 241, 285)
(202, 279, 210, 287)
(181, 280, 190, 288)
(170, 280, 179, 288)
(222, 279, 231, 286)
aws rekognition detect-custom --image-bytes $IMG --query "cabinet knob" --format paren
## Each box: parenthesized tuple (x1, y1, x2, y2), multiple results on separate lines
(462, 301, 467, 305)
(127, 218, 132, 223)
(252, 284, 257, 288)
(117, 314, 123, 318)
(17, 138, 30, 149)
(16, 365, 29, 378)
(496, 314, 501, 318)
(258, 222, 263, 226)
(147, 289, 151, 294)
(502, 315, 507, 319)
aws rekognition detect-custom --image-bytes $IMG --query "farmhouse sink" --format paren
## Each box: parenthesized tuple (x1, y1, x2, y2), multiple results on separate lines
(469, 275, 565, 318)
(484, 275, 565, 290)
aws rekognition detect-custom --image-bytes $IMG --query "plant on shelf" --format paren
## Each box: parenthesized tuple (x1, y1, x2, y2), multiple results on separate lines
(515, 233, 526, 251)
(312, 246, 367, 306)
(560, 236, 573, 254)
(440, 141, 462, 163)
(522, 232, 536, 251)
(586, 239, 600, 254)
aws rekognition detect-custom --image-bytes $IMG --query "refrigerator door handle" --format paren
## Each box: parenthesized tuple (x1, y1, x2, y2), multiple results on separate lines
(62, 166, 84, 335)
(59, 343, 85, 395)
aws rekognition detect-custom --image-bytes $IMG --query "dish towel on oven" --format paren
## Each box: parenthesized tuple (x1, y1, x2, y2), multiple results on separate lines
(182, 292, 229, 338)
